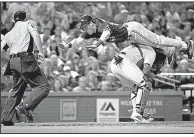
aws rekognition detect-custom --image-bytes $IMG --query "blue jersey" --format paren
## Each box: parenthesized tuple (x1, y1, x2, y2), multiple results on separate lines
(81, 18, 128, 43)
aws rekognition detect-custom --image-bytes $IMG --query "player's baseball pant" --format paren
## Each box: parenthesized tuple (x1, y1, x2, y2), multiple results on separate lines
(110, 53, 150, 114)
(124, 21, 187, 50)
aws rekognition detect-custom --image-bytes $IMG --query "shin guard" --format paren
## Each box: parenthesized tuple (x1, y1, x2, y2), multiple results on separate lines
(135, 80, 151, 114)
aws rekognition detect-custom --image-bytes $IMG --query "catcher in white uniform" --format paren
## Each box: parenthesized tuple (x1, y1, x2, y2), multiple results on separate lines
(111, 43, 175, 123)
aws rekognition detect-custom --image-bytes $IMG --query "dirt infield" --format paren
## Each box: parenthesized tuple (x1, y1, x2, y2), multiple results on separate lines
(1, 121, 194, 133)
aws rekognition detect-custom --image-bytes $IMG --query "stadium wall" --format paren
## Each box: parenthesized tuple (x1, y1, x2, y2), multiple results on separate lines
(1, 90, 182, 122)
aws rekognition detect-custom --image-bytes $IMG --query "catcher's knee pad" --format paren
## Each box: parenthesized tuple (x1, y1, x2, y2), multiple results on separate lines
(135, 80, 151, 114)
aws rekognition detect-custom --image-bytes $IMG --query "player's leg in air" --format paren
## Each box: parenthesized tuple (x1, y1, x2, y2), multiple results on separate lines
(110, 46, 155, 123)
(123, 21, 194, 59)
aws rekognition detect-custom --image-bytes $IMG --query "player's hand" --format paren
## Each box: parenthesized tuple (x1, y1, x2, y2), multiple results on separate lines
(85, 45, 98, 49)
(38, 52, 45, 61)
(143, 72, 155, 82)
(143, 74, 153, 90)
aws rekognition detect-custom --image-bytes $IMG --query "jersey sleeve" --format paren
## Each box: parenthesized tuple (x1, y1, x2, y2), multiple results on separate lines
(27, 20, 38, 33)
(102, 22, 111, 32)
(97, 18, 111, 33)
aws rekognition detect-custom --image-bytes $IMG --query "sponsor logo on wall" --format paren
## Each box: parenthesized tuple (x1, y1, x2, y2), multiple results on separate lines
(97, 99, 119, 122)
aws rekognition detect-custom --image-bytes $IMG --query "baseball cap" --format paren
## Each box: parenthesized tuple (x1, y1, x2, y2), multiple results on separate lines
(14, 11, 26, 22)
(79, 15, 93, 31)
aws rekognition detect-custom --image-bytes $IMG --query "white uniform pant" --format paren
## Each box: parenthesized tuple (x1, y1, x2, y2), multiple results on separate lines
(124, 21, 186, 50)
(110, 53, 144, 88)
(111, 52, 150, 114)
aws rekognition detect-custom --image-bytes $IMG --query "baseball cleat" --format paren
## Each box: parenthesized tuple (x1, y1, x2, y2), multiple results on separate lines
(143, 113, 154, 122)
(15, 104, 34, 123)
(1, 119, 14, 126)
(130, 112, 150, 123)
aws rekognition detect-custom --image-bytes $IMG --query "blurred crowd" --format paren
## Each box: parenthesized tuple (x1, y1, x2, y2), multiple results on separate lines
(1, 2, 194, 92)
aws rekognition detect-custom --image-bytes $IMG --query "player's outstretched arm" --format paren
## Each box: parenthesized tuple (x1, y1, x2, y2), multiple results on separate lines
(86, 30, 111, 49)
(57, 36, 84, 50)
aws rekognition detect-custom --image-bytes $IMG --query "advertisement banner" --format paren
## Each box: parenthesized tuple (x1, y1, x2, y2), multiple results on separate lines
(120, 96, 165, 118)
(97, 98, 119, 122)
(60, 99, 76, 121)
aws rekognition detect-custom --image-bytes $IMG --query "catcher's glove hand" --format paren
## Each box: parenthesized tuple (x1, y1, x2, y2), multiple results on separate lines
(113, 54, 124, 65)
(143, 72, 155, 90)
(143, 72, 155, 82)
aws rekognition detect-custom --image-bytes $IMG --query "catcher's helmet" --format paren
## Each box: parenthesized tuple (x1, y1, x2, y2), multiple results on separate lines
(14, 11, 26, 22)
(79, 15, 93, 30)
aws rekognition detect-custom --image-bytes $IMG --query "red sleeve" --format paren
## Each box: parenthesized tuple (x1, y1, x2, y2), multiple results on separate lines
(97, 18, 111, 33)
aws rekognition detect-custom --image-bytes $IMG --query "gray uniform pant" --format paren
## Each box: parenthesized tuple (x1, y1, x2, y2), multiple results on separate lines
(1, 53, 50, 121)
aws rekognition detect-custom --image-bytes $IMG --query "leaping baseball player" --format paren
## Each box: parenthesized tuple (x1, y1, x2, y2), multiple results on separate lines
(57, 15, 194, 60)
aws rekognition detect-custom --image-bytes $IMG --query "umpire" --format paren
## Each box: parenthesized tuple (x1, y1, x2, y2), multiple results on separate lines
(1, 11, 50, 126)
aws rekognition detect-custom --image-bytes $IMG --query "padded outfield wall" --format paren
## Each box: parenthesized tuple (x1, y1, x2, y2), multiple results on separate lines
(1, 90, 182, 122)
